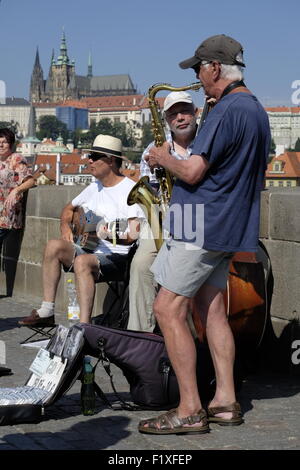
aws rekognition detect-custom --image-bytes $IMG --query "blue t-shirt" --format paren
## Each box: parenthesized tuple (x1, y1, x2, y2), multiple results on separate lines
(166, 92, 271, 252)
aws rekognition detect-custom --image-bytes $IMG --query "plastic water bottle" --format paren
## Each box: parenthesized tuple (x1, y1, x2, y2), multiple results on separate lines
(81, 356, 96, 416)
(66, 278, 80, 325)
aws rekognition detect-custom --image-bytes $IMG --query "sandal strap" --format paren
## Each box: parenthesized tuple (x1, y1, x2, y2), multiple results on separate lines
(208, 401, 241, 417)
(140, 408, 207, 431)
(180, 409, 207, 426)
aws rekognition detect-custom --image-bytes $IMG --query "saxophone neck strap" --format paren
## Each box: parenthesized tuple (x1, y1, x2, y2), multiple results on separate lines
(220, 80, 246, 99)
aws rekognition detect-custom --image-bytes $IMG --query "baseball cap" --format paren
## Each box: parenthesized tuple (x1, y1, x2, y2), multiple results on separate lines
(179, 34, 245, 69)
(163, 91, 194, 113)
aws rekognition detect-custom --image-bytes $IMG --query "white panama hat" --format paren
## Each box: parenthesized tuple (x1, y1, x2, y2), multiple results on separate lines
(83, 134, 128, 160)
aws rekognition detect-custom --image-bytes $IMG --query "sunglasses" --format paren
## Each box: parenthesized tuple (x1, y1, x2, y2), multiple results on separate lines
(192, 64, 201, 75)
(88, 153, 110, 162)
(192, 60, 211, 75)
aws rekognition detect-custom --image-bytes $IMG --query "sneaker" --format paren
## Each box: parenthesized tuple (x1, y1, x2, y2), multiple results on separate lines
(18, 309, 55, 327)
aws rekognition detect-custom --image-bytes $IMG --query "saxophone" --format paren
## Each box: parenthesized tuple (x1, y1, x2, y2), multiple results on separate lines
(127, 81, 203, 250)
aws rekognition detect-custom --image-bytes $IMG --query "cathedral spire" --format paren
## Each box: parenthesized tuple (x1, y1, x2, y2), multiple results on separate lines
(57, 28, 69, 65)
(30, 47, 44, 103)
(60, 29, 68, 59)
(34, 47, 41, 68)
(87, 51, 93, 78)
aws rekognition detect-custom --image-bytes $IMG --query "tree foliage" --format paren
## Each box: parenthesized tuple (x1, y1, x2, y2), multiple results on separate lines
(0, 120, 19, 135)
(76, 118, 136, 149)
(270, 137, 276, 154)
(141, 122, 154, 148)
(36, 115, 69, 143)
(294, 137, 300, 151)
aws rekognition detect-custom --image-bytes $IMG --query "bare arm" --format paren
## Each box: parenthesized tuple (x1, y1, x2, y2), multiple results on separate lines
(4, 176, 35, 211)
(146, 141, 210, 185)
(60, 202, 77, 243)
(16, 176, 35, 194)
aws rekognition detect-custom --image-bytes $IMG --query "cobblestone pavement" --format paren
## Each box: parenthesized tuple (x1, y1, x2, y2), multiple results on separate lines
(0, 297, 299, 452)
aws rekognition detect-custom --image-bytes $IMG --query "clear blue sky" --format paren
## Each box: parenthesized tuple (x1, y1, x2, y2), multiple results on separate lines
(0, 0, 299, 107)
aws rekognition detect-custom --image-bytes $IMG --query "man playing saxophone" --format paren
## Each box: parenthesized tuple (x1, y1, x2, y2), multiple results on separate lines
(138, 34, 271, 434)
(127, 91, 198, 332)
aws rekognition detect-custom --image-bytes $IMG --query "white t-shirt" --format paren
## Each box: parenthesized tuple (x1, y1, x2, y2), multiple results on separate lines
(71, 177, 144, 254)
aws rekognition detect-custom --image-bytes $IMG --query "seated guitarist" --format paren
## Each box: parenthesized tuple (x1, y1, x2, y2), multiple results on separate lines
(18, 135, 144, 326)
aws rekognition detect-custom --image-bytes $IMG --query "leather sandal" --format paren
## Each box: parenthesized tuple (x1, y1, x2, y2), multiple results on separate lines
(207, 401, 244, 426)
(138, 408, 209, 435)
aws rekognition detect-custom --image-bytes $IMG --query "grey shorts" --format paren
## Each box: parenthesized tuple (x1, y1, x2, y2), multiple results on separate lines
(63, 244, 128, 281)
(150, 238, 233, 298)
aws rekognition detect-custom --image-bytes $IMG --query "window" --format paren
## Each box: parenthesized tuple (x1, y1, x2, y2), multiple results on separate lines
(268, 180, 274, 187)
(273, 162, 282, 172)
(278, 181, 283, 187)
(286, 180, 292, 187)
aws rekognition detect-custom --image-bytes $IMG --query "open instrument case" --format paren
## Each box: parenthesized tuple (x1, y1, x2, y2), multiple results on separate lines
(0, 325, 85, 425)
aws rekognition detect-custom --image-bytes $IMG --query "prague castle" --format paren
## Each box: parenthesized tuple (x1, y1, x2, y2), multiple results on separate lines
(29, 31, 137, 103)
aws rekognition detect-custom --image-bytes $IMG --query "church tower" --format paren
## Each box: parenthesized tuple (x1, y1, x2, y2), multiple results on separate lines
(45, 30, 78, 101)
(29, 48, 45, 102)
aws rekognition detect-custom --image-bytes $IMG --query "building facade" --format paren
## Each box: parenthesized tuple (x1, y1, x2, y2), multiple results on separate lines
(0, 98, 30, 137)
(56, 106, 88, 131)
(266, 107, 300, 149)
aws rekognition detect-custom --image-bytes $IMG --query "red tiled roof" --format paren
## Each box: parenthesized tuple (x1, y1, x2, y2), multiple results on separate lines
(81, 95, 144, 108)
(33, 153, 89, 174)
(266, 152, 300, 178)
(40, 138, 57, 145)
(265, 107, 300, 113)
(35, 151, 88, 162)
(81, 95, 165, 111)
(56, 100, 87, 109)
(32, 153, 141, 180)
(121, 168, 140, 182)
(34, 168, 56, 182)
(34, 100, 87, 109)
(33, 102, 58, 108)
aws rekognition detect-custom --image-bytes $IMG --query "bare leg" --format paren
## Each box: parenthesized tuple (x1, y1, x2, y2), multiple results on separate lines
(153, 287, 203, 418)
(154, 283, 236, 420)
(195, 283, 236, 418)
(74, 254, 99, 323)
(43, 239, 75, 302)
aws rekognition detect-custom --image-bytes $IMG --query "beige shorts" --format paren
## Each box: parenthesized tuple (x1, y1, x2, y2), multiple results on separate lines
(150, 238, 233, 298)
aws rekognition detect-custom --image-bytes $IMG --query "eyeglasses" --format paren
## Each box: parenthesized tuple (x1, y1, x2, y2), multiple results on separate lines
(88, 152, 109, 162)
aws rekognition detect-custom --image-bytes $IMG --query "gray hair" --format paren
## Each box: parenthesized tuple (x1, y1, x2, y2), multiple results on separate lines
(202, 62, 244, 81)
(220, 64, 244, 81)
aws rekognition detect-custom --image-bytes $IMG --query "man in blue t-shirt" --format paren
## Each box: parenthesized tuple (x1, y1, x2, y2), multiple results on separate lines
(138, 35, 271, 435)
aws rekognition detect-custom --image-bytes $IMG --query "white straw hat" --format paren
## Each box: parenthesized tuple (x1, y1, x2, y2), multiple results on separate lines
(83, 134, 127, 159)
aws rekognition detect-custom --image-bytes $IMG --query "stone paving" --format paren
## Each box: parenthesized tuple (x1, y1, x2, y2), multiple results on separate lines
(0, 297, 299, 452)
